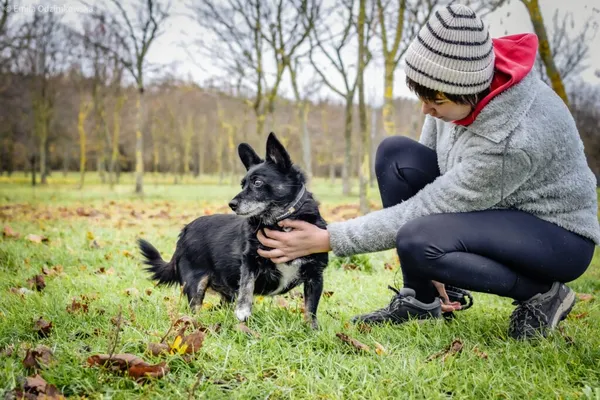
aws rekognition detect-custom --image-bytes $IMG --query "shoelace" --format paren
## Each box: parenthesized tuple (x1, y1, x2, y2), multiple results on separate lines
(387, 286, 408, 309)
(510, 300, 548, 329)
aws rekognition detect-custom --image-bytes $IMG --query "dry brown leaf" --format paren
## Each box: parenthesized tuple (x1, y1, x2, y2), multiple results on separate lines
(576, 293, 594, 302)
(34, 317, 52, 338)
(374, 341, 386, 355)
(571, 312, 589, 319)
(174, 316, 198, 329)
(147, 342, 170, 356)
(23, 345, 53, 369)
(336, 333, 371, 352)
(236, 323, 260, 338)
(18, 374, 64, 398)
(356, 323, 372, 334)
(26, 234, 48, 243)
(122, 250, 135, 259)
(323, 291, 334, 298)
(472, 346, 488, 360)
(128, 362, 169, 380)
(124, 288, 139, 296)
(87, 353, 169, 381)
(66, 298, 89, 314)
(26, 274, 46, 291)
(42, 265, 63, 276)
(426, 339, 464, 362)
(182, 330, 206, 354)
(3, 225, 20, 238)
(145, 288, 153, 296)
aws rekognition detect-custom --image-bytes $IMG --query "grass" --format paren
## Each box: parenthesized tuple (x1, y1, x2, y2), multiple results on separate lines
(1, 173, 600, 399)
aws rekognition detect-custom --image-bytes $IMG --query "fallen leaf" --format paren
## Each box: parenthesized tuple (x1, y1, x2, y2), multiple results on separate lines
(342, 263, 358, 271)
(472, 346, 488, 359)
(336, 333, 371, 352)
(128, 362, 169, 380)
(576, 293, 594, 302)
(145, 288, 153, 296)
(26, 274, 46, 291)
(34, 317, 52, 338)
(1, 344, 15, 357)
(384, 263, 394, 271)
(87, 353, 169, 381)
(26, 234, 48, 243)
(323, 291, 334, 298)
(182, 330, 205, 354)
(571, 312, 589, 319)
(3, 225, 20, 238)
(90, 239, 102, 249)
(42, 265, 63, 276)
(374, 341, 386, 355)
(174, 316, 198, 330)
(426, 339, 464, 362)
(124, 288, 139, 296)
(147, 342, 170, 356)
(66, 298, 89, 314)
(86, 231, 95, 241)
(23, 345, 53, 369)
(356, 323, 372, 334)
(122, 250, 135, 259)
(236, 323, 260, 338)
(20, 374, 64, 398)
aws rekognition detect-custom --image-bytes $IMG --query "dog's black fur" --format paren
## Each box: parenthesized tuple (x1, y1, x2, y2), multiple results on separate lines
(138, 133, 328, 328)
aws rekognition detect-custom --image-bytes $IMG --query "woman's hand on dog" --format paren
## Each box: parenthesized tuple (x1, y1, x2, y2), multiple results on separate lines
(257, 219, 331, 263)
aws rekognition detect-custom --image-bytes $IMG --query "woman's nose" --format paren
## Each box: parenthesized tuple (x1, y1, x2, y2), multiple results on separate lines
(421, 102, 433, 115)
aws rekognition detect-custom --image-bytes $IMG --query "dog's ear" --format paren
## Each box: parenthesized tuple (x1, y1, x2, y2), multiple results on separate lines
(266, 132, 292, 171)
(238, 143, 263, 171)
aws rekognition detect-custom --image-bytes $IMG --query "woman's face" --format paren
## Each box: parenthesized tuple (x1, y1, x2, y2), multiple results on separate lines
(420, 96, 472, 122)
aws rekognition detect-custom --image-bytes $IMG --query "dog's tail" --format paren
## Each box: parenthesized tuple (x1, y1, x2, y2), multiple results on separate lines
(137, 238, 178, 285)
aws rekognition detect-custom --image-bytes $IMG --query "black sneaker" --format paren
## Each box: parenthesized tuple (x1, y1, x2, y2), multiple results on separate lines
(508, 282, 576, 340)
(351, 286, 442, 325)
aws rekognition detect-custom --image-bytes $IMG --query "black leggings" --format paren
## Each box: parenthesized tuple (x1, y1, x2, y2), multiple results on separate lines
(375, 136, 595, 302)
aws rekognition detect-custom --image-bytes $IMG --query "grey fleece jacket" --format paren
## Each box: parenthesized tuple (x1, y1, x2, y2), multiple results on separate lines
(328, 71, 600, 256)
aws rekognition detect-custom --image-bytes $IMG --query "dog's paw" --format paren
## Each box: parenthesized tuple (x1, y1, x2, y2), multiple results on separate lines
(235, 305, 252, 322)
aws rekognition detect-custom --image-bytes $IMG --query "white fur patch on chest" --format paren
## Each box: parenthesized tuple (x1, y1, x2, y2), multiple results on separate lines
(273, 259, 303, 294)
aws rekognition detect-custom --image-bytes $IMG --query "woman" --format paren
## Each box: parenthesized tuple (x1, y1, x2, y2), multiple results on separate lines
(256, 4, 600, 339)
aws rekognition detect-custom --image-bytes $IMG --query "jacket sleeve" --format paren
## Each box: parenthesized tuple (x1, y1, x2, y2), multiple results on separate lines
(327, 141, 533, 256)
(418, 115, 437, 150)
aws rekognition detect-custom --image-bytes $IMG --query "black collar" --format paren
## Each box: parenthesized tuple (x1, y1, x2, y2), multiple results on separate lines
(273, 185, 308, 222)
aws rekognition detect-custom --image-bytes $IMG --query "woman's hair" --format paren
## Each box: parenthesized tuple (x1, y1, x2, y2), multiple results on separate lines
(406, 76, 490, 108)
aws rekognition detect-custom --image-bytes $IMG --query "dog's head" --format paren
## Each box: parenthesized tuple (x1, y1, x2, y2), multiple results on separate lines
(228, 132, 306, 222)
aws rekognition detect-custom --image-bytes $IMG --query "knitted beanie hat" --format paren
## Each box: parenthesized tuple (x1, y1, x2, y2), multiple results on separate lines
(404, 4, 494, 95)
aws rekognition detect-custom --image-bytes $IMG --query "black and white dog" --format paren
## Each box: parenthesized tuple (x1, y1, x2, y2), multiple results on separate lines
(138, 133, 328, 328)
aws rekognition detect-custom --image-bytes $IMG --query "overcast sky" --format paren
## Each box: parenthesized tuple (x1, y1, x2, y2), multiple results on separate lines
(145, 0, 599, 104)
(9, 0, 599, 104)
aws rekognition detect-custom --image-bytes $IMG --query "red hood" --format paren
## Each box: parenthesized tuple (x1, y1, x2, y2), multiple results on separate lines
(454, 33, 538, 126)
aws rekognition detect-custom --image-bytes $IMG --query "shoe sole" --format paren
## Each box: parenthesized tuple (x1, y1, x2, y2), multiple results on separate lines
(550, 289, 576, 329)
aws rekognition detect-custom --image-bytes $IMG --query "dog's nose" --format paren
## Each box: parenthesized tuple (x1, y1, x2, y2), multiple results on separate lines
(229, 199, 239, 211)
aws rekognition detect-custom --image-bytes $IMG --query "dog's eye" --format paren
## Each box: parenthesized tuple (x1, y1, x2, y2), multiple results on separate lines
(253, 179, 263, 187)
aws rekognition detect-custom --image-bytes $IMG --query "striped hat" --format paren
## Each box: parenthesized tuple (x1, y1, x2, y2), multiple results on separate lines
(404, 4, 494, 95)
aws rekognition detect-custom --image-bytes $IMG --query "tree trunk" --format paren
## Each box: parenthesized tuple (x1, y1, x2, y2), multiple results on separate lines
(342, 97, 353, 196)
(382, 63, 395, 136)
(78, 100, 92, 189)
(370, 104, 377, 188)
(300, 102, 312, 180)
(30, 155, 36, 186)
(135, 87, 144, 194)
(110, 94, 125, 189)
(521, 0, 569, 107)
(357, 0, 369, 215)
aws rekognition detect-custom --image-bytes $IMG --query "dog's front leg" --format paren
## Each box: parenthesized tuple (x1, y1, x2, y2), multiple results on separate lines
(304, 275, 324, 330)
(235, 264, 255, 322)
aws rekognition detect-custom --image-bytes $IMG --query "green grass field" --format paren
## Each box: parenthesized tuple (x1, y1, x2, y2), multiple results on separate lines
(1, 173, 599, 399)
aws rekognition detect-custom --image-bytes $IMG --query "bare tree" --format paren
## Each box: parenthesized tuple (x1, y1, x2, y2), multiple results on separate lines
(87, 0, 170, 193)
(18, 13, 67, 185)
(309, 0, 375, 196)
(191, 0, 319, 141)
(377, 0, 441, 136)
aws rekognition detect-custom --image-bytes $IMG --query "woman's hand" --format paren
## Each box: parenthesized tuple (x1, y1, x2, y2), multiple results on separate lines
(256, 219, 331, 263)
(432, 280, 462, 312)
